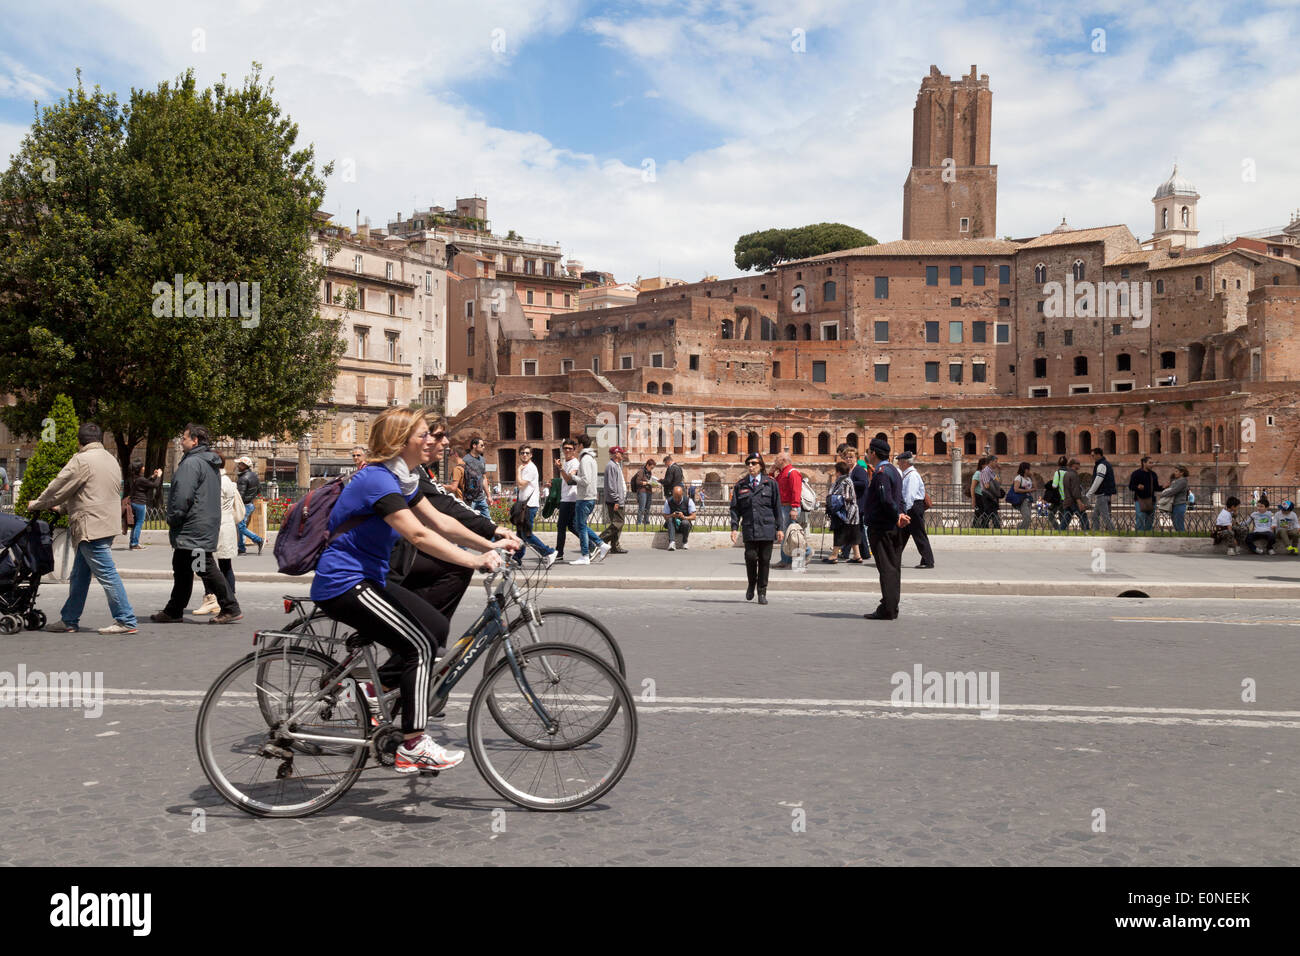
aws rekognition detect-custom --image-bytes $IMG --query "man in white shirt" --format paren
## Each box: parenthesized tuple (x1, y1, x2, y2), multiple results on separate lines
(1272, 500, 1299, 555)
(512, 445, 557, 568)
(896, 452, 934, 569)
(1214, 495, 1244, 555)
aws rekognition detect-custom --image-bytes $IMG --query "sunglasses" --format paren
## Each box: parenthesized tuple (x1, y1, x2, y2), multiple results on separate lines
(431, 430, 447, 440)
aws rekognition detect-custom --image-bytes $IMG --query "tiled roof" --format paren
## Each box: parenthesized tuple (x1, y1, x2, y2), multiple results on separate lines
(1146, 251, 1242, 271)
(1017, 225, 1134, 249)
(787, 238, 1020, 263)
(1106, 250, 1161, 266)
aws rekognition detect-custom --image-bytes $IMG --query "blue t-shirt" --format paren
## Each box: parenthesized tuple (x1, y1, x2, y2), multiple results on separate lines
(311, 467, 421, 601)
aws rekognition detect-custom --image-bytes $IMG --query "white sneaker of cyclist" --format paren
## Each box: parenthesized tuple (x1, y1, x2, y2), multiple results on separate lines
(543, 552, 558, 570)
(394, 735, 464, 774)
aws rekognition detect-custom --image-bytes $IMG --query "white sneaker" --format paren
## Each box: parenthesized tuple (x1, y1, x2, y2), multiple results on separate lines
(667, 541, 676, 551)
(593, 542, 612, 563)
(568, 555, 591, 565)
(680, 542, 689, 550)
(543, 552, 558, 570)
(394, 735, 464, 774)
(191, 594, 219, 616)
(1269, 548, 1276, 555)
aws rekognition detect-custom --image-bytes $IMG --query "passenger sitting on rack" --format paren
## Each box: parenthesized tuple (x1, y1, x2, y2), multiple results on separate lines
(311, 407, 515, 776)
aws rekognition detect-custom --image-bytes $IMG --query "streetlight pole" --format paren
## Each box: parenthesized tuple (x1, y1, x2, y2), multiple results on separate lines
(1213, 443, 1221, 502)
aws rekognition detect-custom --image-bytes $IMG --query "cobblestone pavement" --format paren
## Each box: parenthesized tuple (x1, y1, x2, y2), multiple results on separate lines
(1, 579, 1297, 865)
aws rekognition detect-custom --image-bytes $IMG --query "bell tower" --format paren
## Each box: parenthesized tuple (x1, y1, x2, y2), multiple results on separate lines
(901, 65, 998, 240)
(1151, 164, 1199, 250)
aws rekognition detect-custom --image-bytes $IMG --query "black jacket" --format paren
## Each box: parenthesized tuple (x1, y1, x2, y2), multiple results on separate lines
(129, 474, 161, 506)
(388, 465, 496, 587)
(661, 462, 683, 499)
(863, 462, 904, 530)
(236, 468, 260, 504)
(167, 445, 223, 552)
(1128, 468, 1162, 499)
(730, 474, 783, 542)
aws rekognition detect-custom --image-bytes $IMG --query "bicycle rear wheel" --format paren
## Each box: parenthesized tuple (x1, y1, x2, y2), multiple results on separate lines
(197, 648, 370, 818)
(468, 642, 636, 811)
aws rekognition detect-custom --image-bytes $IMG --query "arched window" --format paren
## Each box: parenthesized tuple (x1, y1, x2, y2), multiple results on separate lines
(1053, 431, 1066, 455)
(662, 383, 673, 395)
(646, 382, 659, 394)
(1162, 208, 1168, 230)
(1079, 430, 1092, 454)
(1181, 206, 1189, 228)
(1072, 259, 1085, 281)
(656, 427, 668, 451)
(933, 432, 948, 455)
(994, 432, 1008, 456)
(721, 319, 734, 339)
(1203, 426, 1211, 450)
(964, 432, 977, 455)
(1025, 431, 1038, 455)
(1171, 428, 1182, 453)
(802, 323, 812, 340)
(823, 281, 836, 302)
(707, 431, 719, 455)
(817, 431, 831, 455)
(769, 432, 781, 455)
(1074, 356, 1088, 376)
(1188, 429, 1197, 454)
(903, 432, 917, 454)
(785, 324, 797, 340)
(1104, 430, 1116, 454)
(1216, 425, 1224, 449)
(1194, 275, 1203, 291)
(1156, 279, 1165, 294)
(1127, 429, 1140, 454)
(875, 432, 888, 443)
(1034, 263, 1047, 284)
(747, 431, 759, 454)
(727, 432, 738, 455)
(1153, 429, 1162, 454)
(845, 433, 858, 448)
(792, 433, 805, 456)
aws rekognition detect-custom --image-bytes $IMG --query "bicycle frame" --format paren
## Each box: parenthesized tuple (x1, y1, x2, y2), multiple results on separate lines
(258, 589, 558, 750)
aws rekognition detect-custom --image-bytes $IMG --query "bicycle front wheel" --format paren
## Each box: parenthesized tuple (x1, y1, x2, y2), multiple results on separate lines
(484, 607, 625, 675)
(197, 648, 370, 818)
(468, 642, 637, 811)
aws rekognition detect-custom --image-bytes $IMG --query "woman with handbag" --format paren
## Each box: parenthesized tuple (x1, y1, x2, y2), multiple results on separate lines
(1008, 462, 1035, 529)
(822, 460, 860, 564)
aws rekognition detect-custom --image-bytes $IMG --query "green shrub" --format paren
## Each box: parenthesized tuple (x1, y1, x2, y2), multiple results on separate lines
(15, 394, 81, 527)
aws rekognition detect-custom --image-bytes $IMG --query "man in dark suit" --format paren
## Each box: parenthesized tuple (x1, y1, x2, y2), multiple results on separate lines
(862, 437, 910, 621)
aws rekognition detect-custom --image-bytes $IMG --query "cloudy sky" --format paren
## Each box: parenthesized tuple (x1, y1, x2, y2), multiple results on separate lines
(2, 0, 1297, 281)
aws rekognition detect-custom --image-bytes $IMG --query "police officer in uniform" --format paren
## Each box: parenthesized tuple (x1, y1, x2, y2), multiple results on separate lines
(729, 452, 785, 605)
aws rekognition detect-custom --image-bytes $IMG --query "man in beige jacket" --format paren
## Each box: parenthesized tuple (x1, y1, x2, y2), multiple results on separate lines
(28, 422, 138, 634)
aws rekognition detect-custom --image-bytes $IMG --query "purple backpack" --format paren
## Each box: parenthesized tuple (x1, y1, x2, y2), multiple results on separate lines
(273, 476, 367, 575)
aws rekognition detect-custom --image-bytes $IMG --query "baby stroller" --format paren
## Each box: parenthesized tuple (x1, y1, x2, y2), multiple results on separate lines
(0, 512, 55, 634)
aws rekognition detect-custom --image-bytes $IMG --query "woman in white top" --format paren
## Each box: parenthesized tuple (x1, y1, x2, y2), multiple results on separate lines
(1011, 461, 1035, 528)
(194, 455, 246, 615)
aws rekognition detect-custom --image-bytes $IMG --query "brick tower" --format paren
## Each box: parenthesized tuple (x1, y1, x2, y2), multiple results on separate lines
(901, 65, 998, 240)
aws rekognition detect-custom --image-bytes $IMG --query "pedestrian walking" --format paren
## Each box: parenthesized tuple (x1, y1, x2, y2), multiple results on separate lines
(599, 446, 629, 553)
(1129, 455, 1162, 533)
(663, 485, 697, 550)
(460, 434, 491, 521)
(1156, 464, 1189, 532)
(234, 455, 263, 555)
(29, 421, 138, 634)
(897, 452, 934, 568)
(773, 452, 809, 567)
(631, 458, 656, 525)
(979, 456, 1004, 528)
(569, 435, 609, 564)
(729, 452, 783, 604)
(194, 455, 244, 615)
(862, 438, 909, 621)
(660, 455, 683, 503)
(1058, 457, 1090, 531)
(822, 459, 859, 564)
(510, 444, 558, 567)
(350, 445, 367, 472)
(554, 439, 578, 561)
(149, 423, 241, 625)
(845, 445, 871, 562)
(127, 460, 162, 550)
(1087, 447, 1116, 531)
(971, 456, 989, 527)
(1008, 461, 1035, 529)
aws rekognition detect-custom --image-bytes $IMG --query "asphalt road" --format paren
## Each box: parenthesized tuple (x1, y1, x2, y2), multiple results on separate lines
(1, 579, 1297, 866)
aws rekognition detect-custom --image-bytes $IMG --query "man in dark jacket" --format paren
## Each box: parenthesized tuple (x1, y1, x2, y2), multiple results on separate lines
(729, 452, 784, 604)
(660, 455, 683, 503)
(1128, 455, 1162, 533)
(234, 456, 263, 555)
(151, 423, 241, 624)
(862, 437, 910, 621)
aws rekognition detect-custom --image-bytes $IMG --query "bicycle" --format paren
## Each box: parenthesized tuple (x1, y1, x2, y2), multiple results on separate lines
(195, 564, 637, 817)
(267, 558, 625, 678)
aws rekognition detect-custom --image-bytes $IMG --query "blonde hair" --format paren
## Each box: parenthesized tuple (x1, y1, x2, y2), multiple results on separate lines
(367, 407, 428, 463)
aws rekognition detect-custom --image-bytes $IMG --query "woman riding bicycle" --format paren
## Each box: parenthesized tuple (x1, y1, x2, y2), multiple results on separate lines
(311, 407, 514, 775)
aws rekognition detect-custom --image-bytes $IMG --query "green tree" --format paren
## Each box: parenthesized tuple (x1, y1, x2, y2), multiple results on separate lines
(734, 223, 876, 271)
(0, 65, 345, 478)
(14, 393, 81, 526)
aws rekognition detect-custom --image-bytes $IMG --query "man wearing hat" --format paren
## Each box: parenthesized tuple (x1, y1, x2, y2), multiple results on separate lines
(1273, 500, 1299, 555)
(600, 445, 629, 554)
(234, 456, 263, 556)
(896, 451, 934, 569)
(862, 437, 910, 621)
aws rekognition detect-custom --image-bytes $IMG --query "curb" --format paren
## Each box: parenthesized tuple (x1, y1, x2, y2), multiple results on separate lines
(112, 569, 1300, 599)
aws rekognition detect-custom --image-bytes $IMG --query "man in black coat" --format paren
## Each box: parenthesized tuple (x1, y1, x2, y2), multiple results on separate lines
(729, 452, 784, 604)
(862, 437, 910, 621)
(235, 456, 263, 555)
(660, 455, 683, 503)
(151, 423, 241, 625)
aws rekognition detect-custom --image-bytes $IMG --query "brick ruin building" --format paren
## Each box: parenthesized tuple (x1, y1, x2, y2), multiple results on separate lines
(447, 65, 1300, 497)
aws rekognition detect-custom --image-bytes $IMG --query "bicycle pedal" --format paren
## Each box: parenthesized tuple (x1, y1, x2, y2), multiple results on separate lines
(260, 742, 295, 760)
